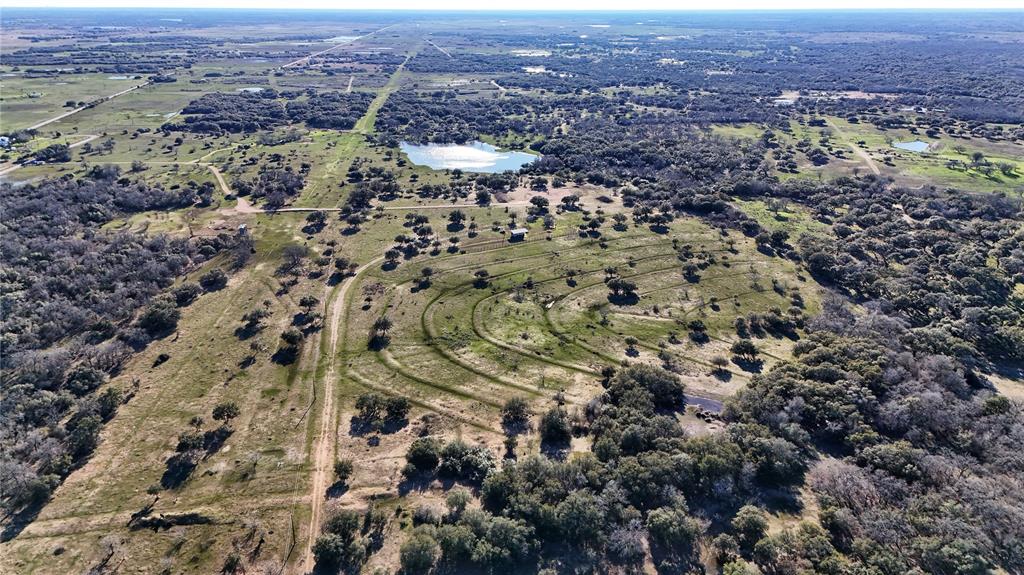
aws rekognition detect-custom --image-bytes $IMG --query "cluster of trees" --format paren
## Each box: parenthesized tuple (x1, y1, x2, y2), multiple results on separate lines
(528, 118, 765, 189)
(378, 90, 581, 144)
(313, 506, 389, 572)
(713, 175, 1023, 574)
(727, 327, 1024, 574)
(232, 166, 306, 209)
(391, 302, 1023, 573)
(336, 166, 402, 228)
(1, 170, 234, 525)
(394, 365, 808, 573)
(4, 36, 192, 72)
(1, 169, 225, 352)
(29, 143, 71, 164)
(353, 391, 409, 431)
(285, 90, 374, 130)
(165, 88, 373, 134)
(162, 402, 239, 489)
(753, 177, 1024, 365)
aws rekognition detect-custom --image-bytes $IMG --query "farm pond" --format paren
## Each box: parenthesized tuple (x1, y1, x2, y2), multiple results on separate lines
(893, 140, 930, 153)
(400, 141, 538, 173)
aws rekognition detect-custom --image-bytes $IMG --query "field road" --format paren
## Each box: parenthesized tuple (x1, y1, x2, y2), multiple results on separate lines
(281, 24, 398, 68)
(226, 199, 539, 216)
(206, 164, 231, 196)
(427, 38, 452, 58)
(826, 118, 881, 176)
(298, 254, 385, 573)
(28, 82, 150, 131)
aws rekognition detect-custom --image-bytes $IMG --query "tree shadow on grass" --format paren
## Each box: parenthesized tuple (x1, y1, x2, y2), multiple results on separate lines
(161, 451, 200, 490)
(758, 486, 805, 517)
(234, 322, 264, 341)
(367, 335, 391, 351)
(607, 293, 640, 306)
(326, 482, 350, 499)
(398, 473, 436, 496)
(0, 500, 45, 542)
(349, 416, 407, 438)
(202, 426, 233, 458)
(540, 440, 570, 461)
(731, 357, 764, 373)
(272, 345, 300, 365)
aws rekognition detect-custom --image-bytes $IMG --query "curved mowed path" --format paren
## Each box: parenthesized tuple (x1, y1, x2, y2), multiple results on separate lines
(339, 228, 767, 427)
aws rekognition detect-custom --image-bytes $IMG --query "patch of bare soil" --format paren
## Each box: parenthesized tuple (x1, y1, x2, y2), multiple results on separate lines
(505, 182, 626, 213)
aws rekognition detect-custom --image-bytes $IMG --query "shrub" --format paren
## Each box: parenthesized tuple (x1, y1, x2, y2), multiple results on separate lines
(334, 459, 354, 484)
(413, 504, 443, 525)
(539, 407, 572, 444)
(171, 282, 203, 306)
(501, 397, 530, 429)
(438, 440, 496, 483)
(400, 527, 440, 574)
(406, 437, 442, 473)
(198, 268, 228, 291)
(731, 505, 769, 552)
(136, 295, 180, 335)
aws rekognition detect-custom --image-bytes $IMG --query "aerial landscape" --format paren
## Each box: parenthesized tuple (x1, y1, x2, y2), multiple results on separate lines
(0, 4, 1023, 574)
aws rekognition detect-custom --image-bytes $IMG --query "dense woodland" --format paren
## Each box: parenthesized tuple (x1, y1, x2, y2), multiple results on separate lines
(165, 89, 374, 134)
(0, 170, 235, 536)
(407, 21, 1024, 125)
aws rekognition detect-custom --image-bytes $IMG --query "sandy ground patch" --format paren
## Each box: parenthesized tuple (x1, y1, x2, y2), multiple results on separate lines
(505, 182, 626, 213)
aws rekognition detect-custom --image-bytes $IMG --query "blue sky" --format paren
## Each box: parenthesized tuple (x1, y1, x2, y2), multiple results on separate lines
(3, 0, 1022, 8)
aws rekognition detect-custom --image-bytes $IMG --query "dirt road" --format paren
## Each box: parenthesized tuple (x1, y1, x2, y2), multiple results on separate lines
(206, 164, 231, 196)
(282, 24, 397, 68)
(825, 118, 881, 176)
(427, 38, 452, 58)
(298, 255, 384, 573)
(28, 82, 149, 131)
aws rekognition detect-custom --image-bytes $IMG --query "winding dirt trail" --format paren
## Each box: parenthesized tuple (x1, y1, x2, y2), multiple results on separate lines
(206, 164, 230, 196)
(826, 118, 881, 176)
(299, 255, 384, 573)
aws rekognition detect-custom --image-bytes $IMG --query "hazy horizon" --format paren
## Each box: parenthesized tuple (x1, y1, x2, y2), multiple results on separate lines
(3, 1, 1023, 11)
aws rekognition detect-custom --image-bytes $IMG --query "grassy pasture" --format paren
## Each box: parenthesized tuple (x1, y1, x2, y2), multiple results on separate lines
(0, 71, 146, 131)
(714, 115, 1024, 193)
